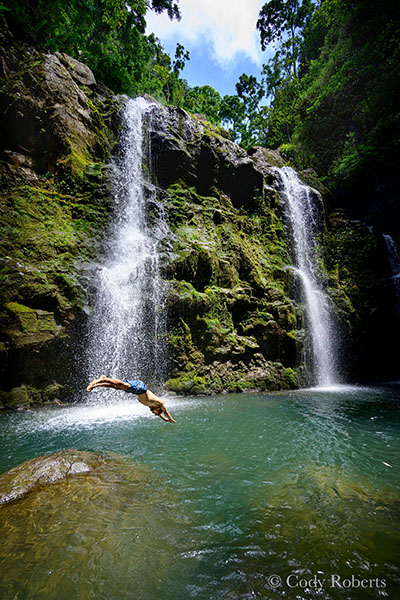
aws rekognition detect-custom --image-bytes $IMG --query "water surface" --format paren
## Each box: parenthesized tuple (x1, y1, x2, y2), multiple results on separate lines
(0, 386, 399, 599)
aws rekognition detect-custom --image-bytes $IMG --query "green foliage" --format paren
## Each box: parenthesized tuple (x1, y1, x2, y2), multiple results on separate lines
(293, 0, 400, 189)
(257, 0, 314, 76)
(2, 0, 184, 103)
(219, 94, 246, 144)
(173, 42, 190, 74)
(251, 0, 400, 192)
(279, 143, 296, 162)
(220, 75, 269, 149)
(249, 0, 316, 147)
(207, 1, 315, 150)
(183, 86, 222, 125)
(222, 0, 399, 191)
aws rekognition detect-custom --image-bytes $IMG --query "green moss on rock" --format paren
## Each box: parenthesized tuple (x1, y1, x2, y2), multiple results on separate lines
(163, 177, 305, 392)
(165, 374, 208, 395)
(3, 302, 60, 348)
(9, 386, 31, 408)
(0, 41, 121, 394)
(1, 383, 65, 409)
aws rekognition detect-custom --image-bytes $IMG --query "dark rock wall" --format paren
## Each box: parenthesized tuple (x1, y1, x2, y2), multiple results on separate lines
(323, 210, 400, 382)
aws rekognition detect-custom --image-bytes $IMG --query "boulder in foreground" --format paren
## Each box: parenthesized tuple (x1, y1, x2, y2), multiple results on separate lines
(0, 449, 105, 505)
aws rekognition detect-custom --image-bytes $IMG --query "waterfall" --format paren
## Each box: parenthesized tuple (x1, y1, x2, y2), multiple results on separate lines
(86, 97, 169, 385)
(273, 167, 338, 386)
(383, 233, 400, 308)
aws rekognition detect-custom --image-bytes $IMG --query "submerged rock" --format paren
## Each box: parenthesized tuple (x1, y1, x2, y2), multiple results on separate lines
(0, 448, 181, 598)
(0, 449, 105, 505)
(250, 463, 400, 586)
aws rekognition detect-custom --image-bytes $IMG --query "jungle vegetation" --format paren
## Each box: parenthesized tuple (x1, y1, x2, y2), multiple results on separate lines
(2, 0, 399, 193)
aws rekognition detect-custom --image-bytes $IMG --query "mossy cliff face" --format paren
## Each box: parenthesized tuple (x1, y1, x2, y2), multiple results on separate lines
(0, 24, 122, 405)
(147, 106, 306, 393)
(147, 104, 397, 391)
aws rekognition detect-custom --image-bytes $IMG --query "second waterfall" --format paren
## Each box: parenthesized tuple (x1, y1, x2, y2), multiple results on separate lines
(87, 97, 169, 385)
(274, 167, 339, 387)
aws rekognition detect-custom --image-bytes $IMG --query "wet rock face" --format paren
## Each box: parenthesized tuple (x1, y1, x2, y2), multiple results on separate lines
(323, 211, 399, 381)
(55, 52, 96, 86)
(149, 106, 277, 210)
(0, 302, 68, 395)
(146, 104, 303, 393)
(3, 302, 61, 348)
(0, 32, 100, 178)
(0, 31, 121, 396)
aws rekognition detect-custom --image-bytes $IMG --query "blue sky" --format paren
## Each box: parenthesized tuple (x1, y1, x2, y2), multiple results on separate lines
(146, 0, 274, 97)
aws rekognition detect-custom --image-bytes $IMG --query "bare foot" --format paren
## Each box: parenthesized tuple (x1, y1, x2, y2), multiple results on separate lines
(86, 375, 107, 392)
(86, 379, 97, 392)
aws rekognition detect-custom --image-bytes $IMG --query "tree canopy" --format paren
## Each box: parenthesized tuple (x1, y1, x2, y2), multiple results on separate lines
(2, 0, 399, 198)
(218, 0, 400, 197)
(1, 0, 182, 101)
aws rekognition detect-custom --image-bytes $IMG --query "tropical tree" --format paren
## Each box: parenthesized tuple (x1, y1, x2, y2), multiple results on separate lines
(1, 0, 181, 98)
(257, 0, 314, 78)
(218, 74, 269, 148)
(183, 85, 222, 124)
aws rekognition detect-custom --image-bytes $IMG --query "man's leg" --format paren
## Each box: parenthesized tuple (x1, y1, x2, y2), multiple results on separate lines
(87, 376, 130, 392)
(86, 374, 106, 390)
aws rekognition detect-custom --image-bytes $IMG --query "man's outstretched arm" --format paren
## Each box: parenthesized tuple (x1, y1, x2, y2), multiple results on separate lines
(158, 413, 171, 422)
(161, 406, 176, 423)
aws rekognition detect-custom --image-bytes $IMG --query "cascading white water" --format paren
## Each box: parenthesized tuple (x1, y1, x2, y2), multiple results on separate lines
(383, 233, 400, 307)
(274, 166, 338, 386)
(87, 97, 169, 384)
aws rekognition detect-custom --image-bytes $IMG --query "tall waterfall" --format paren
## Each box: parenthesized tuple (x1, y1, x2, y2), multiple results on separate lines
(87, 97, 169, 385)
(274, 167, 338, 386)
(383, 233, 400, 308)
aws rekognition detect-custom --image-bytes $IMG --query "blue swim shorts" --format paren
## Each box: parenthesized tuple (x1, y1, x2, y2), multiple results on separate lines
(123, 379, 147, 395)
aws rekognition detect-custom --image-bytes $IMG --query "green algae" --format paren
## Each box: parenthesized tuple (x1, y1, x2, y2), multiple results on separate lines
(0, 181, 106, 315)
(163, 180, 304, 393)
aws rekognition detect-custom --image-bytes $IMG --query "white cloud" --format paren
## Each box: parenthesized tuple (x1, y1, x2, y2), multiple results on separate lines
(146, 0, 265, 68)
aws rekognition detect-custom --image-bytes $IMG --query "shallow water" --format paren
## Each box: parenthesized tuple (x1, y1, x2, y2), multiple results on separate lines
(0, 386, 399, 599)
